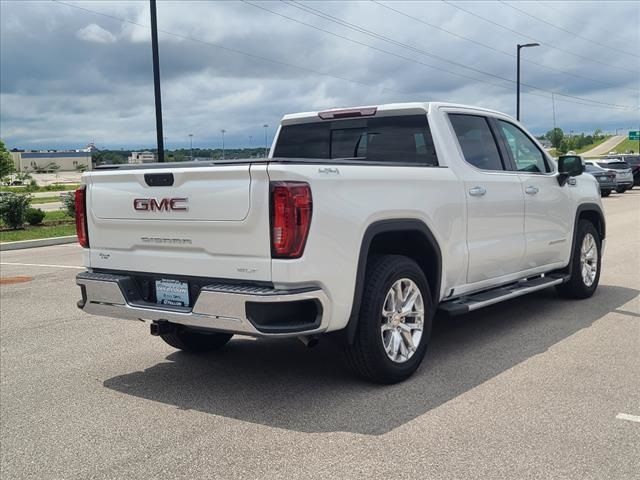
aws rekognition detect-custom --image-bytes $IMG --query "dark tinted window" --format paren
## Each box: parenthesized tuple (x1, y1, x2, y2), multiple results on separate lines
(273, 115, 438, 165)
(448, 114, 504, 171)
(599, 162, 630, 170)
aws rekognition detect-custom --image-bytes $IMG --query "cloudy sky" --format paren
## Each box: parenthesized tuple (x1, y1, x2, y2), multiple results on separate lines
(1, 0, 638, 150)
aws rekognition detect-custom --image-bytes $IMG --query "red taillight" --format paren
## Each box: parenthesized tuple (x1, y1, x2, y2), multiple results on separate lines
(75, 185, 89, 248)
(270, 182, 312, 258)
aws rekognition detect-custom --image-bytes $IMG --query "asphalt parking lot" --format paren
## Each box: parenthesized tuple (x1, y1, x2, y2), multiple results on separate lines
(1, 192, 638, 479)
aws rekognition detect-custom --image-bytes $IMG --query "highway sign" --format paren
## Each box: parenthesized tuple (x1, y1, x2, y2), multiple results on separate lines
(629, 131, 640, 140)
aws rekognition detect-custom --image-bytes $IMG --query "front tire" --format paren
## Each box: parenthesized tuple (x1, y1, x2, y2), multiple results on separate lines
(615, 186, 627, 193)
(601, 189, 611, 197)
(556, 220, 601, 299)
(343, 255, 433, 384)
(160, 327, 233, 352)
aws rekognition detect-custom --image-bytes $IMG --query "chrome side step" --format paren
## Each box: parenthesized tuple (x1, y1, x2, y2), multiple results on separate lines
(438, 274, 568, 316)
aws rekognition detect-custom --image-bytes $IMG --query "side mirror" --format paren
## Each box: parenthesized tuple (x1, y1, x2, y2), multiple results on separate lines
(557, 155, 584, 186)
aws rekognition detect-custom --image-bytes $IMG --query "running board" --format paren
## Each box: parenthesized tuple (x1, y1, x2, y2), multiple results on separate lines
(439, 275, 568, 316)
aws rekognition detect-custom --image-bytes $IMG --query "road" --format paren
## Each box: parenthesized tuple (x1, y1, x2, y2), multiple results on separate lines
(37, 201, 64, 212)
(1, 193, 639, 479)
(581, 135, 625, 157)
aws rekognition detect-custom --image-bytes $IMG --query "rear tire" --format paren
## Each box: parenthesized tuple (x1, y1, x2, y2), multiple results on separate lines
(615, 186, 627, 193)
(601, 189, 611, 197)
(160, 327, 233, 352)
(343, 255, 433, 384)
(556, 220, 601, 299)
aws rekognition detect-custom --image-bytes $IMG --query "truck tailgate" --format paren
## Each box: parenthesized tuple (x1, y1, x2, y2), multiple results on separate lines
(85, 164, 272, 281)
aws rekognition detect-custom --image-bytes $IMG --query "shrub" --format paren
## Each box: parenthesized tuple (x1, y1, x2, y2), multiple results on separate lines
(25, 179, 39, 191)
(63, 192, 76, 218)
(0, 193, 31, 229)
(25, 208, 46, 225)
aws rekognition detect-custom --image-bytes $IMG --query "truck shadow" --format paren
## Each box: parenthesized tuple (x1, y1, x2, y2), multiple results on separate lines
(103, 285, 637, 435)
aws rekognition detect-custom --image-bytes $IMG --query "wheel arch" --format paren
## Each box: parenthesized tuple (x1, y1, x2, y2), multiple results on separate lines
(560, 203, 605, 275)
(576, 203, 606, 242)
(344, 219, 442, 344)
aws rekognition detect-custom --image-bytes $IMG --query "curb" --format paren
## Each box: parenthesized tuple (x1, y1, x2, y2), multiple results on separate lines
(0, 235, 78, 251)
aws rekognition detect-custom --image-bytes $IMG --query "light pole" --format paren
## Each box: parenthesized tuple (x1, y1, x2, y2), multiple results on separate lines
(221, 129, 226, 160)
(150, 0, 164, 162)
(551, 92, 557, 131)
(517, 43, 539, 121)
(263, 124, 269, 158)
(188, 133, 193, 161)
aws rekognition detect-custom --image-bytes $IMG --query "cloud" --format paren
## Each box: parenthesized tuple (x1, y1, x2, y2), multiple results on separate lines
(76, 23, 116, 44)
(0, 0, 638, 150)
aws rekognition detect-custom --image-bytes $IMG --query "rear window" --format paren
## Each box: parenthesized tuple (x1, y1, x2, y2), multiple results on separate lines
(273, 115, 438, 165)
(598, 162, 629, 170)
(448, 114, 505, 171)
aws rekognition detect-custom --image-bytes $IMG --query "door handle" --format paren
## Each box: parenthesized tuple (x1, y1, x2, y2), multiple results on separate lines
(525, 186, 539, 195)
(468, 186, 486, 197)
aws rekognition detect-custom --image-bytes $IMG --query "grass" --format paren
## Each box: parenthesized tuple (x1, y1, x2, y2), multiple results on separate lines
(44, 210, 73, 222)
(0, 224, 76, 243)
(575, 136, 611, 154)
(609, 138, 640, 155)
(0, 184, 79, 194)
(31, 196, 62, 204)
(0, 210, 75, 242)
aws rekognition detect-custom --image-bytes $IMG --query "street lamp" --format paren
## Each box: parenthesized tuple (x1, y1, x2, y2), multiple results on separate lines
(263, 124, 269, 158)
(221, 129, 226, 160)
(516, 43, 539, 121)
(188, 133, 193, 161)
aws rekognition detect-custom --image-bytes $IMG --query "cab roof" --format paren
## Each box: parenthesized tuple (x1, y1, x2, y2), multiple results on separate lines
(280, 102, 511, 125)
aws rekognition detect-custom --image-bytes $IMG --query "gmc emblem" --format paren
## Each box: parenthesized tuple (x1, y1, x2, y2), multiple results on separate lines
(133, 197, 189, 212)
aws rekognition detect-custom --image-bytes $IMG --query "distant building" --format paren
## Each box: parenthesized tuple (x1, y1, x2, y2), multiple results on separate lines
(78, 143, 98, 153)
(128, 151, 157, 164)
(10, 151, 92, 172)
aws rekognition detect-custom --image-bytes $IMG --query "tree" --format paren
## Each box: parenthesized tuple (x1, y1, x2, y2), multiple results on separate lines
(545, 128, 564, 149)
(92, 151, 127, 165)
(0, 140, 15, 179)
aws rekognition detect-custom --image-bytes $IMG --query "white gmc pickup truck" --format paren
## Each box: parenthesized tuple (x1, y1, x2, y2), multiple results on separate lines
(76, 102, 605, 383)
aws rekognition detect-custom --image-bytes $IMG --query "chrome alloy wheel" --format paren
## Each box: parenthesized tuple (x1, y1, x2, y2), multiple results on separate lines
(580, 233, 598, 287)
(381, 278, 424, 363)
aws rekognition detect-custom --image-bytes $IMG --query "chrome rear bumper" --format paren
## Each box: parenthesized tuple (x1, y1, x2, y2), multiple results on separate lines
(76, 271, 329, 338)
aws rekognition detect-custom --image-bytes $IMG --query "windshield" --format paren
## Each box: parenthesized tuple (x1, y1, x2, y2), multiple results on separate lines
(274, 115, 439, 165)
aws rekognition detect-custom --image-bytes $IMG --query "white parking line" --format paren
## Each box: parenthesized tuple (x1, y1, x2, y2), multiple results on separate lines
(616, 413, 640, 423)
(0, 262, 84, 270)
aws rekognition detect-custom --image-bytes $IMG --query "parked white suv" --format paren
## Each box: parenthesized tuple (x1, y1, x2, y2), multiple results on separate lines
(75, 102, 605, 383)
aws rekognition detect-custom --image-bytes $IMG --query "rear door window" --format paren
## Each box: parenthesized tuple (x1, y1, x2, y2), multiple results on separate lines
(273, 115, 438, 165)
(448, 114, 505, 171)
